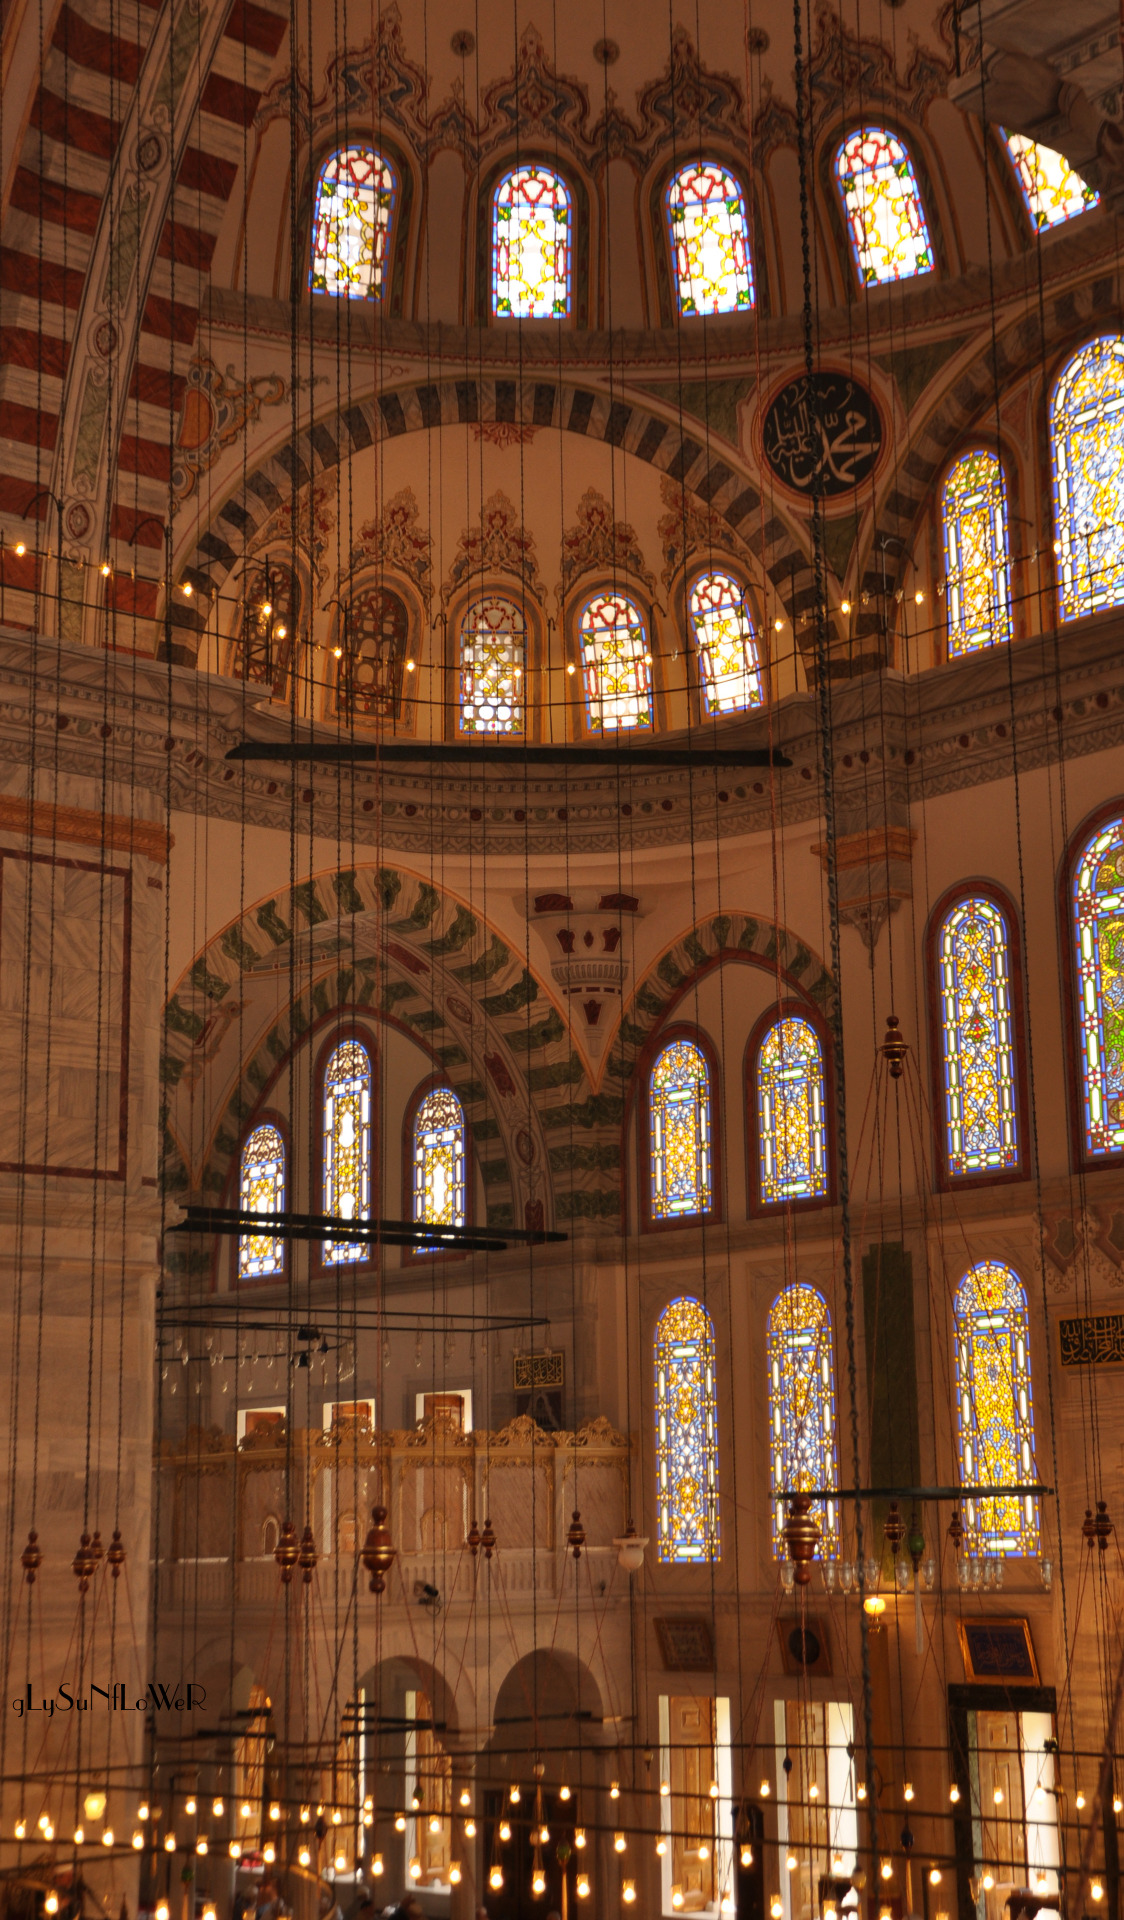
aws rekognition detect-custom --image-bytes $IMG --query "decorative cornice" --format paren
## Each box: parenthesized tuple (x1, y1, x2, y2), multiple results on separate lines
(0, 796, 170, 865)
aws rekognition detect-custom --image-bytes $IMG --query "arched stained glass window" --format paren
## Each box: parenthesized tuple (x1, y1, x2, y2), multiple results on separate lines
(666, 163, 755, 316)
(689, 571, 764, 714)
(1050, 336, 1124, 620)
(310, 147, 396, 300)
(1072, 812, 1124, 1160)
(954, 1262, 1039, 1555)
(937, 896, 1020, 1178)
(492, 165, 571, 318)
(654, 1296, 720, 1563)
(458, 595, 525, 734)
(649, 1039, 713, 1221)
(238, 1124, 286, 1280)
(756, 1015, 829, 1205)
(834, 127, 933, 287)
(323, 1039, 372, 1265)
(1005, 133, 1098, 232)
(767, 1286, 839, 1558)
(235, 563, 300, 689)
(412, 1087, 466, 1233)
(338, 585, 409, 722)
(942, 450, 1013, 657)
(579, 591, 652, 732)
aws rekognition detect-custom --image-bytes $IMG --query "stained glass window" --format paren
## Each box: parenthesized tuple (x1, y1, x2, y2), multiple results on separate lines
(954, 1262, 1039, 1555)
(689, 571, 764, 713)
(1005, 133, 1098, 232)
(767, 1286, 839, 1558)
(650, 1039, 713, 1220)
(942, 450, 1013, 657)
(579, 591, 652, 732)
(238, 1124, 285, 1280)
(1050, 336, 1124, 620)
(338, 586, 409, 722)
(756, 1016, 829, 1204)
(235, 564, 299, 690)
(458, 595, 525, 734)
(937, 896, 1019, 1177)
(491, 165, 571, 319)
(323, 1039, 372, 1265)
(666, 163, 755, 316)
(1072, 812, 1124, 1160)
(412, 1087, 466, 1235)
(654, 1297, 720, 1563)
(834, 127, 933, 287)
(310, 147, 396, 300)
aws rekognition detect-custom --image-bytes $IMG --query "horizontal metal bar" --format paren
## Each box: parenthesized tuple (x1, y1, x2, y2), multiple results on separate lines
(174, 1206, 565, 1248)
(226, 740, 790, 770)
(781, 1485, 1052, 1500)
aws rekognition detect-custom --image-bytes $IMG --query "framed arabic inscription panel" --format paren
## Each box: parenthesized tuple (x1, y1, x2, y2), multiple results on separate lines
(762, 371, 883, 498)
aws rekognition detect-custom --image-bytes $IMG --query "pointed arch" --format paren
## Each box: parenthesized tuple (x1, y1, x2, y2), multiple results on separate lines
(237, 1121, 287, 1281)
(748, 1004, 832, 1210)
(767, 1285, 839, 1558)
(654, 1297, 720, 1564)
(645, 1030, 718, 1226)
(408, 1082, 468, 1237)
(940, 449, 1013, 657)
(320, 1033, 374, 1265)
(953, 1262, 1039, 1555)
(927, 885, 1026, 1185)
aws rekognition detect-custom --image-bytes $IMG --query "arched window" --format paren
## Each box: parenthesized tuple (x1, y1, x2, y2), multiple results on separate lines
(689, 571, 764, 714)
(310, 147, 397, 300)
(1071, 811, 1124, 1161)
(649, 1038, 713, 1221)
(941, 450, 1013, 657)
(767, 1286, 839, 1558)
(1005, 133, 1098, 232)
(954, 1262, 1039, 1555)
(235, 563, 300, 688)
(238, 1123, 286, 1280)
(491, 164, 572, 318)
(666, 162, 755, 316)
(412, 1086, 466, 1232)
(755, 1014, 829, 1205)
(458, 595, 525, 734)
(935, 895, 1020, 1178)
(834, 127, 933, 287)
(339, 585, 410, 721)
(654, 1297, 720, 1563)
(579, 591, 652, 732)
(1050, 337, 1124, 620)
(322, 1039, 372, 1266)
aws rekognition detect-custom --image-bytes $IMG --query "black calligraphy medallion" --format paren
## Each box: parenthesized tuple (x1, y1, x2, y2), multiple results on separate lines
(762, 371, 883, 496)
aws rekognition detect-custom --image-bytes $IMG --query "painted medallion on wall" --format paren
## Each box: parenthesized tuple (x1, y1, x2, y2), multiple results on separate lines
(762, 371, 883, 496)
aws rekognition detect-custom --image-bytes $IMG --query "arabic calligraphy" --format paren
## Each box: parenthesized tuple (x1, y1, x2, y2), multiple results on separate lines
(1058, 1313, 1124, 1367)
(763, 372, 883, 497)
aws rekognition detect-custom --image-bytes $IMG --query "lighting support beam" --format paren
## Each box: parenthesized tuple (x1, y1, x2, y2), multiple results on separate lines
(171, 1204, 566, 1256)
(226, 741, 791, 770)
(781, 1483, 1052, 1499)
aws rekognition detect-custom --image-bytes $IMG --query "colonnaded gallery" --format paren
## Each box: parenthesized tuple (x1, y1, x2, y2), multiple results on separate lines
(0, 0, 1122, 1914)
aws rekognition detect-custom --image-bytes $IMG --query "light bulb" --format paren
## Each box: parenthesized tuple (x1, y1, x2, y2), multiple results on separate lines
(73, 1829, 84, 1846)
(157, 1905, 170, 1920)
(362, 1811, 373, 1827)
(709, 1781, 720, 1800)
(825, 1907, 837, 1920)
(405, 658, 415, 673)
(539, 1825, 551, 1844)
(623, 1882, 637, 1904)
(559, 1785, 571, 1802)
(43, 1824, 54, 1842)
(181, 582, 193, 597)
(138, 1804, 150, 1822)
(723, 1899, 736, 1916)
(45, 1897, 59, 1915)
(429, 1815, 441, 1835)
(164, 1834, 175, 1852)
(930, 1868, 942, 1886)
(465, 1819, 477, 1838)
(904, 1783, 914, 1802)
(230, 1842, 242, 1861)
(395, 1814, 406, 1834)
(532, 1869, 546, 1896)
(489, 1867, 504, 1892)
(241, 1802, 253, 1820)
(994, 1787, 1004, 1806)
(787, 1853, 798, 1873)
(983, 1873, 995, 1892)
(841, 600, 851, 615)
(83, 1794, 106, 1824)
(262, 1844, 275, 1865)
(950, 1784, 961, 1804)
(857, 1783, 868, 1802)
(741, 1846, 754, 1868)
(673, 1895, 686, 1913)
(660, 1781, 671, 1798)
(212, 1798, 224, 1818)
(298, 1847, 310, 1869)
(614, 1832, 627, 1854)
(499, 1821, 512, 1843)
(760, 1780, 771, 1798)
(656, 1838, 667, 1857)
(808, 1783, 819, 1801)
(449, 1863, 462, 1885)
(185, 1799, 197, 1817)
(1091, 1886, 1104, 1906)
(575, 1828, 587, 1849)
(363, 1796, 373, 1814)
(509, 1785, 521, 1805)
(459, 1789, 471, 1809)
(699, 1843, 710, 1860)
(771, 1901, 784, 1920)
(774, 617, 784, 631)
(332, 1808, 342, 1826)
(335, 1852, 348, 1873)
(269, 1802, 281, 1821)
(610, 1782, 620, 1801)
(1115, 1797, 1123, 1815)
(915, 590, 925, 606)
(38, 1815, 50, 1832)
(577, 1874, 591, 1900)
(132, 1831, 144, 1850)
(567, 662, 576, 676)
(372, 1856, 384, 1877)
(15, 542, 26, 557)
(102, 1829, 115, 1848)
(1077, 1792, 1087, 1811)
(203, 1906, 216, 1920)
(880, 1862, 893, 1881)
(1036, 1878, 1049, 1894)
(195, 1838, 207, 1856)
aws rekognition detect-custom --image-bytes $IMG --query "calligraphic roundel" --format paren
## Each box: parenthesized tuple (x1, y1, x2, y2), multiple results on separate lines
(762, 371, 883, 498)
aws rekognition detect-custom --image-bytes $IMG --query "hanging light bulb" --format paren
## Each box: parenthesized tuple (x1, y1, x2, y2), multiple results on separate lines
(857, 1783, 868, 1802)
(410, 1795, 421, 1813)
(982, 1874, 995, 1892)
(362, 1809, 373, 1828)
(559, 1785, 571, 1803)
(138, 1803, 150, 1822)
(622, 1883, 637, 1905)
(241, 1801, 253, 1820)
(904, 1784, 914, 1803)
(371, 1855, 384, 1877)
(532, 1867, 547, 1896)
(808, 1783, 819, 1801)
(509, 1785, 521, 1805)
(499, 1820, 512, 1842)
(930, 1869, 942, 1886)
(73, 1829, 84, 1846)
(574, 1827, 587, 1849)
(576, 1874, 591, 1900)
(949, 1784, 961, 1804)
(741, 1846, 754, 1869)
(230, 1842, 242, 1861)
(656, 1838, 668, 1857)
(760, 1780, 771, 1798)
(102, 1829, 115, 1849)
(429, 1815, 441, 1835)
(331, 1808, 343, 1826)
(45, 1897, 59, 1915)
(1076, 1791, 1087, 1811)
(672, 1894, 686, 1913)
(465, 1819, 477, 1839)
(699, 1843, 711, 1861)
(334, 1851, 348, 1873)
(195, 1837, 207, 1857)
(1091, 1885, 1105, 1905)
(37, 1815, 50, 1832)
(539, 1825, 551, 1845)
(459, 1789, 471, 1809)
(771, 1900, 784, 1919)
(660, 1781, 671, 1798)
(132, 1831, 144, 1851)
(610, 1781, 620, 1801)
(164, 1833, 176, 1853)
(786, 1853, 798, 1873)
(394, 1814, 406, 1834)
(993, 1787, 1004, 1806)
(269, 1801, 281, 1821)
(449, 1863, 462, 1886)
(156, 1905, 170, 1920)
(202, 1906, 216, 1920)
(1114, 1797, 1123, 1815)
(298, 1846, 310, 1869)
(880, 1861, 893, 1881)
(489, 1867, 504, 1892)
(185, 1798, 197, 1816)
(212, 1798, 224, 1818)
(262, 1844, 275, 1865)
(614, 1832, 627, 1854)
